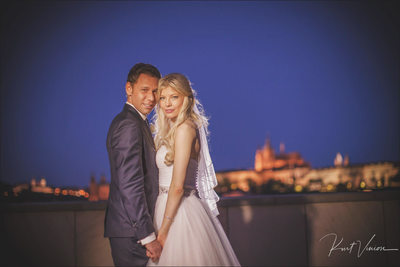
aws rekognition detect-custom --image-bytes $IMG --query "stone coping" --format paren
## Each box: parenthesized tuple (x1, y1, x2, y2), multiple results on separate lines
(1, 189, 399, 212)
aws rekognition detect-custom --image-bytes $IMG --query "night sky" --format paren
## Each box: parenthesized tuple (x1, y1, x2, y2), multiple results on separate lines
(1, 1, 399, 187)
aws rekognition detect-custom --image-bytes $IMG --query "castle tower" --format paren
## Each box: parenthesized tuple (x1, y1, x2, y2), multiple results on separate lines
(88, 175, 99, 201)
(98, 175, 110, 200)
(255, 135, 275, 171)
(262, 136, 274, 159)
(279, 142, 285, 154)
(344, 154, 349, 166)
(334, 152, 343, 167)
(255, 149, 263, 171)
(39, 177, 47, 187)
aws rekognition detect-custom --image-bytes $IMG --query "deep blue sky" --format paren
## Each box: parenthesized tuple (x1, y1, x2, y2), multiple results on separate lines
(1, 1, 399, 187)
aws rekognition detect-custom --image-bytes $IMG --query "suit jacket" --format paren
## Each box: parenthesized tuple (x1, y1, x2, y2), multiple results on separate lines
(104, 104, 158, 239)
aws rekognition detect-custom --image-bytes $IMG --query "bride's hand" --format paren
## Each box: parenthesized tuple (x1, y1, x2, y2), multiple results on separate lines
(157, 231, 167, 248)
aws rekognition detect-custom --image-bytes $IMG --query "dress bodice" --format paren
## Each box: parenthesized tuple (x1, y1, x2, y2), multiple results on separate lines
(156, 145, 198, 189)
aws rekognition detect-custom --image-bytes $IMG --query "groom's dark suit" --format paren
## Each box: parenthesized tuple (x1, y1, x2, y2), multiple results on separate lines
(104, 103, 158, 266)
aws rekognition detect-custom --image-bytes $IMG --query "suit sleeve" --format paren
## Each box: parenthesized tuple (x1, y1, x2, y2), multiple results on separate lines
(110, 119, 155, 240)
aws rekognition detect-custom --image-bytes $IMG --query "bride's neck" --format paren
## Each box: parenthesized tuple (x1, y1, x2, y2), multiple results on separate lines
(168, 118, 178, 127)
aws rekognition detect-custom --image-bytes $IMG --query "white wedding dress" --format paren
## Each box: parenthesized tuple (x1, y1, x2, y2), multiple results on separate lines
(147, 145, 240, 266)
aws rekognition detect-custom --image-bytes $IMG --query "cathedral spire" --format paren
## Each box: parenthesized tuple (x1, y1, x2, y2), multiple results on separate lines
(265, 132, 271, 149)
(279, 142, 285, 154)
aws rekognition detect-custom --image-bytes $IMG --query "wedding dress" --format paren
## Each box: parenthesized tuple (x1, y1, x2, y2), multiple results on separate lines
(147, 145, 240, 266)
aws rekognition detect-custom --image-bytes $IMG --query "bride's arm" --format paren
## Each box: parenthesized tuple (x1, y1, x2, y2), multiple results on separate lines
(157, 122, 196, 247)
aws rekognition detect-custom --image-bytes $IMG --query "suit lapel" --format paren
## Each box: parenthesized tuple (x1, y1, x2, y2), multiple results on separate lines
(143, 122, 156, 148)
(124, 104, 155, 149)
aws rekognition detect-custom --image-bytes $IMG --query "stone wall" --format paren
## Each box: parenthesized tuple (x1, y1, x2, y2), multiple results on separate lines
(1, 190, 399, 266)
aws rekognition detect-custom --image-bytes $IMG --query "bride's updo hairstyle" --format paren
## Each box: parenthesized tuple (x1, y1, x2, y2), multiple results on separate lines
(153, 73, 208, 166)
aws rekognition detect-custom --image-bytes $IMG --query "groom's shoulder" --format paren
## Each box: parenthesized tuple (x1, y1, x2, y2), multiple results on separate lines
(109, 107, 142, 130)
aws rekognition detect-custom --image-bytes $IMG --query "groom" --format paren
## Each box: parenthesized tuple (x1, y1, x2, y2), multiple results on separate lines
(104, 63, 162, 266)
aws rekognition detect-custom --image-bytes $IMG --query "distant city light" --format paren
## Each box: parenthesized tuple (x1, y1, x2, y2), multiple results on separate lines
(295, 185, 303, 192)
(326, 184, 334, 192)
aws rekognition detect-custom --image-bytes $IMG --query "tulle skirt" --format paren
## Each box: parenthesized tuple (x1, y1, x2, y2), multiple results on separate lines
(147, 189, 240, 266)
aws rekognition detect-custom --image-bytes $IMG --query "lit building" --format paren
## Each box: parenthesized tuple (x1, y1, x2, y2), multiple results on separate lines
(7, 177, 89, 201)
(298, 161, 400, 192)
(30, 177, 53, 194)
(255, 136, 310, 171)
(98, 175, 110, 200)
(217, 136, 311, 192)
(12, 183, 29, 196)
(216, 135, 400, 193)
(89, 175, 110, 201)
(89, 175, 99, 201)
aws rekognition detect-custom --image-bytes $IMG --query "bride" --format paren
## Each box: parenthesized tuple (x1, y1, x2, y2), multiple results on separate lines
(147, 73, 240, 266)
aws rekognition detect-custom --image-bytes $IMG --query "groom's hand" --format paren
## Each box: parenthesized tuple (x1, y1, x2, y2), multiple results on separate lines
(145, 239, 162, 262)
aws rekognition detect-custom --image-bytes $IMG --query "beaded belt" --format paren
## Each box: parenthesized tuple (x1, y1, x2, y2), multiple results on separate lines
(159, 185, 197, 197)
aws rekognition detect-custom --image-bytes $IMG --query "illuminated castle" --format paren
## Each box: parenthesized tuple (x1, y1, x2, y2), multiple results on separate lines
(255, 136, 310, 171)
(30, 177, 53, 194)
(215, 135, 400, 194)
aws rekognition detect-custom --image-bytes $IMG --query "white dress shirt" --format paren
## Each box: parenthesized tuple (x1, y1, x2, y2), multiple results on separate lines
(125, 102, 156, 245)
(126, 101, 147, 120)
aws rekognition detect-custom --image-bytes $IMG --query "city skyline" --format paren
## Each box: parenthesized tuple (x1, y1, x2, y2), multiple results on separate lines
(1, 1, 399, 187)
(2, 135, 398, 188)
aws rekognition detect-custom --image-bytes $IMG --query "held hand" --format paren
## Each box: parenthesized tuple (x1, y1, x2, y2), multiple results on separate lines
(145, 239, 162, 262)
(157, 230, 168, 248)
(146, 249, 156, 261)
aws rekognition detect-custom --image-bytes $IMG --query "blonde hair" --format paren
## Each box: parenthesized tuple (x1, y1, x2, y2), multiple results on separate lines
(153, 73, 208, 166)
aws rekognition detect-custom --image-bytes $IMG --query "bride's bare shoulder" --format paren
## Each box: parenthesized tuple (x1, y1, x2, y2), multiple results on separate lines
(176, 120, 197, 137)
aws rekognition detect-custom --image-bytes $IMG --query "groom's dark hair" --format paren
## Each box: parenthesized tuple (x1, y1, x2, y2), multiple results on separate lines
(127, 63, 161, 85)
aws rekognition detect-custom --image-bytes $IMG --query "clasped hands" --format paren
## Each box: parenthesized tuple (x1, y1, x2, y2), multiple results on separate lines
(145, 232, 167, 262)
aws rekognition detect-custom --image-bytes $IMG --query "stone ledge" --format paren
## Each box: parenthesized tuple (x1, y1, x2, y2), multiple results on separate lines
(1, 189, 399, 212)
